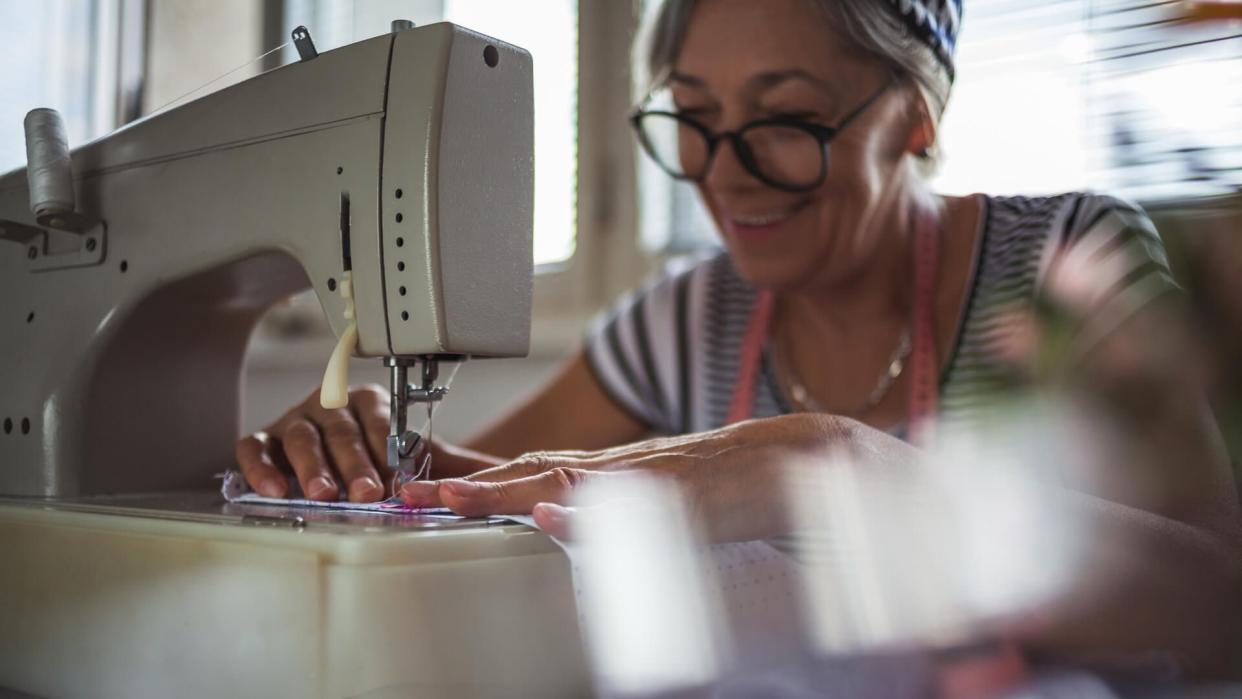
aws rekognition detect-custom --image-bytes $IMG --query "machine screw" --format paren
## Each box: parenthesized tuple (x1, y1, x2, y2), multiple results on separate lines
(399, 430, 421, 457)
(27, 246, 37, 259)
(85, 237, 97, 252)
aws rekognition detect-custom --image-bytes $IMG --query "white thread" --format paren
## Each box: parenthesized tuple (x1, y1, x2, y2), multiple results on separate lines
(146, 41, 292, 118)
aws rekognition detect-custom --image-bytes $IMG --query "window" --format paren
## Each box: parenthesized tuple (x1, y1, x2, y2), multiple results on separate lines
(283, 0, 579, 266)
(934, 1, 1092, 196)
(1084, 0, 1242, 202)
(0, 0, 144, 175)
(634, 0, 718, 254)
(936, 0, 1242, 201)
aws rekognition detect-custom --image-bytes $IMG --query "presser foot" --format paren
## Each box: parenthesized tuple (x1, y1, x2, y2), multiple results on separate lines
(386, 430, 425, 495)
(384, 356, 451, 495)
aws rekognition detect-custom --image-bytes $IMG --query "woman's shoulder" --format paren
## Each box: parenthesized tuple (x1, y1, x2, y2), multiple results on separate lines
(983, 190, 1142, 211)
(972, 190, 1173, 308)
(582, 249, 744, 434)
(980, 190, 1154, 246)
(955, 190, 1170, 323)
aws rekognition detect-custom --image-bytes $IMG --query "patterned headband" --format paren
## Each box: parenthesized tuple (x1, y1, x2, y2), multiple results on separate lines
(883, 0, 963, 80)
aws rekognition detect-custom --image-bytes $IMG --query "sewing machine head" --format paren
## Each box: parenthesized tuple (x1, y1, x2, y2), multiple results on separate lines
(0, 23, 533, 496)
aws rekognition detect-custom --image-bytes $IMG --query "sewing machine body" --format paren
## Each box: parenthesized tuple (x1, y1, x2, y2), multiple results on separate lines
(0, 22, 532, 497)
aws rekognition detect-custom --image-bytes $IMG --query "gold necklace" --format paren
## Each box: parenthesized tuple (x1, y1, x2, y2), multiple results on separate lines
(772, 325, 913, 415)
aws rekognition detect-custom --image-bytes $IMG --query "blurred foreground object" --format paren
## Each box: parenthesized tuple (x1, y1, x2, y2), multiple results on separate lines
(570, 476, 727, 696)
(1187, 1, 1242, 20)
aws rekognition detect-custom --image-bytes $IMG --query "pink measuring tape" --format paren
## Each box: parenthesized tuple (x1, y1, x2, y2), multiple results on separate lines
(725, 205, 942, 445)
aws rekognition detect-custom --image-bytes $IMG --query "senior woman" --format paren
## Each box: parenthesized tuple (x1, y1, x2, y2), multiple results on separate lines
(237, 0, 1242, 682)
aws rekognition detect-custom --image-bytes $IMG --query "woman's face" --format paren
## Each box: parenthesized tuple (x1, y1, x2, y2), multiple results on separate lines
(670, 0, 919, 290)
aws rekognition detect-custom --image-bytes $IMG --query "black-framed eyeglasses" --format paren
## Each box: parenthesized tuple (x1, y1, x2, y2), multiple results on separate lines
(630, 78, 893, 193)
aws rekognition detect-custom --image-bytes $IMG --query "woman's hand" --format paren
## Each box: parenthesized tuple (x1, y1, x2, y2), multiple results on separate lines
(234, 384, 501, 502)
(399, 413, 919, 541)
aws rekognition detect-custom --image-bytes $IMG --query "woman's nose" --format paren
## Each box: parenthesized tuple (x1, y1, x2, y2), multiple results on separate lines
(703, 135, 760, 191)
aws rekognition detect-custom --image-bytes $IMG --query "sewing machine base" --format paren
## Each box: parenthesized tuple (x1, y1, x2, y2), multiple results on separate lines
(0, 492, 589, 698)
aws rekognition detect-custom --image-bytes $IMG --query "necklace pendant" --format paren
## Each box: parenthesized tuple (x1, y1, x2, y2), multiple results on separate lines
(791, 384, 808, 404)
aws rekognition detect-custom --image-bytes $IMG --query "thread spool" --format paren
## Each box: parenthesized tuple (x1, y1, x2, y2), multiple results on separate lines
(23, 109, 83, 230)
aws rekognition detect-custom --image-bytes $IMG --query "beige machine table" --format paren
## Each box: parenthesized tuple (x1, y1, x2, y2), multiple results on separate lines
(0, 494, 588, 698)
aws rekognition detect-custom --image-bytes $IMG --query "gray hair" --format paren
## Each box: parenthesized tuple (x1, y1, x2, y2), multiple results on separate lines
(636, 0, 953, 171)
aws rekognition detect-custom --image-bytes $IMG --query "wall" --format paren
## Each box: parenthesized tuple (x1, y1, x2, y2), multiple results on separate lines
(144, 0, 266, 113)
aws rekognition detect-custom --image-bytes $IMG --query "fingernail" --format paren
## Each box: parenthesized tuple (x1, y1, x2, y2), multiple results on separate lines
(349, 477, 382, 502)
(258, 478, 285, 498)
(307, 476, 337, 500)
(400, 481, 438, 506)
(442, 480, 486, 498)
(534, 502, 571, 526)
(534, 501, 571, 533)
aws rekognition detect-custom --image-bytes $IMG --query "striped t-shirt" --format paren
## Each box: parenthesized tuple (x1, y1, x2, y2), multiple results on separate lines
(583, 192, 1177, 436)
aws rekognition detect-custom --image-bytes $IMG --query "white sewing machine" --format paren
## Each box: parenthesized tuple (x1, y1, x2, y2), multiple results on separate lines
(0, 22, 587, 698)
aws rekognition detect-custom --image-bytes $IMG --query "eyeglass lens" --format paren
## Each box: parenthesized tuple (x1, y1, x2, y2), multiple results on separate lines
(638, 114, 827, 189)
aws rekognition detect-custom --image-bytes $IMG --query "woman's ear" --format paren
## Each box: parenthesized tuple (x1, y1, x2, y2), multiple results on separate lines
(904, 93, 937, 158)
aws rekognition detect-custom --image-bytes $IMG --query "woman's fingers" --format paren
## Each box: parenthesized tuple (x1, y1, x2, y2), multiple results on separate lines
(314, 407, 384, 502)
(436, 467, 608, 517)
(399, 479, 441, 507)
(279, 417, 340, 501)
(399, 443, 688, 512)
(427, 442, 504, 480)
(466, 452, 564, 483)
(532, 502, 574, 539)
(233, 383, 411, 501)
(350, 385, 392, 472)
(400, 449, 557, 507)
(235, 432, 288, 498)
(399, 442, 508, 497)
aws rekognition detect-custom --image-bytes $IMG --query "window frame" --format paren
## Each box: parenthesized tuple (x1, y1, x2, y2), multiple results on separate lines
(0, 0, 146, 174)
(529, 0, 656, 353)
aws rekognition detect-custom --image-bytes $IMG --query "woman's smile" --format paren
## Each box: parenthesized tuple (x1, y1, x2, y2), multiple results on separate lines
(717, 199, 811, 242)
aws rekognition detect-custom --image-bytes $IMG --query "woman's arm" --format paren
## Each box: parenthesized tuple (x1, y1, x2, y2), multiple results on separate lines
(463, 351, 651, 459)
